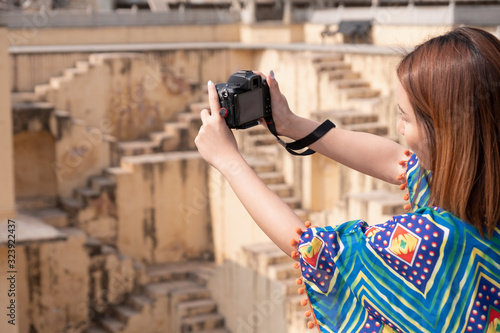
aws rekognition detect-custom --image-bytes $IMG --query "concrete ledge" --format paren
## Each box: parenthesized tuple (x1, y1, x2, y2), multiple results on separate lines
(0, 213, 66, 246)
(9, 41, 405, 55)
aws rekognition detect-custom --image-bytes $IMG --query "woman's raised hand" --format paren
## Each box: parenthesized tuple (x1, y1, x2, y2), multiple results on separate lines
(195, 81, 240, 170)
(265, 71, 296, 136)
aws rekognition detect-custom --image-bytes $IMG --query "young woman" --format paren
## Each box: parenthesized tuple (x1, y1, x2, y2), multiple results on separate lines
(195, 27, 500, 333)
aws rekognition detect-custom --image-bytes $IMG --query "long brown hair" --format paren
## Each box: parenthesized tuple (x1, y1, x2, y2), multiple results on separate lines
(397, 27, 500, 237)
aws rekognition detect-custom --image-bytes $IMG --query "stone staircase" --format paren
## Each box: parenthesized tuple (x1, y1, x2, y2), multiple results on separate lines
(12, 57, 230, 330)
(85, 261, 230, 333)
(109, 104, 202, 166)
(314, 53, 383, 114)
(111, 98, 206, 166)
(240, 242, 311, 333)
(243, 154, 308, 221)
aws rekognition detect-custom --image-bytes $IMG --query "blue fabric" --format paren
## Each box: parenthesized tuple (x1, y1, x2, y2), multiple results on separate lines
(298, 154, 500, 333)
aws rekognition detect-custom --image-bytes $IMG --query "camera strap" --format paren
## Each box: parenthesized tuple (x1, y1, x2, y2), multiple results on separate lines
(265, 117, 336, 156)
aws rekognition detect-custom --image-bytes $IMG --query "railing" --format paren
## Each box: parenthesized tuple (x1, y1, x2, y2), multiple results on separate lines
(0, 8, 241, 28)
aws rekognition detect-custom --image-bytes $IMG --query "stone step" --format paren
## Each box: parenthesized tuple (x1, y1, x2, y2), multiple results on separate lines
(50, 75, 71, 89)
(116, 140, 160, 157)
(246, 125, 269, 135)
(283, 278, 301, 296)
(164, 122, 192, 150)
(126, 293, 154, 312)
(104, 167, 133, 181)
(294, 209, 309, 222)
(286, 294, 308, 312)
(244, 156, 275, 173)
(189, 101, 210, 114)
(145, 260, 214, 284)
(89, 176, 116, 193)
(258, 171, 284, 185)
(242, 242, 293, 273)
(170, 286, 212, 305)
(84, 236, 103, 256)
(291, 309, 311, 330)
(11, 92, 45, 103)
(34, 83, 51, 96)
(314, 61, 351, 72)
(16, 196, 57, 211)
(114, 305, 140, 323)
(268, 183, 294, 198)
(144, 280, 199, 299)
(347, 190, 407, 220)
(164, 121, 189, 134)
(249, 143, 280, 160)
(12, 101, 54, 111)
(177, 112, 202, 125)
(325, 69, 361, 80)
(75, 186, 101, 201)
(64, 67, 87, 79)
(32, 207, 68, 228)
(59, 197, 84, 224)
(177, 298, 218, 318)
(309, 53, 344, 63)
(268, 261, 298, 280)
(344, 122, 388, 136)
(98, 317, 125, 333)
(148, 131, 178, 152)
(344, 87, 380, 99)
(346, 97, 383, 114)
(76, 60, 91, 72)
(334, 79, 370, 89)
(312, 109, 378, 126)
(283, 196, 302, 209)
(181, 313, 225, 332)
(84, 325, 108, 333)
(246, 133, 277, 147)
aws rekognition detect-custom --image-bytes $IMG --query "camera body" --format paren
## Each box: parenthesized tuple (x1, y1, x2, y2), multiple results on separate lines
(216, 70, 272, 129)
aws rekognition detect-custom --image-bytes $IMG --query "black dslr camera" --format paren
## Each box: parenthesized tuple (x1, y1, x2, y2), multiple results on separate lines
(216, 70, 272, 129)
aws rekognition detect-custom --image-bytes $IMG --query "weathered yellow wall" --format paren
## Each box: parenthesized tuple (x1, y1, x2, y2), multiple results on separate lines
(0, 228, 89, 333)
(13, 131, 58, 200)
(114, 151, 213, 264)
(54, 119, 111, 198)
(7, 24, 240, 47)
(209, 167, 271, 264)
(240, 23, 305, 44)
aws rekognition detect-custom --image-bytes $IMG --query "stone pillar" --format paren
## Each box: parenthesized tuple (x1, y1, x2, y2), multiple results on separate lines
(282, 0, 292, 24)
(0, 26, 16, 333)
(0, 26, 15, 221)
(241, 0, 256, 24)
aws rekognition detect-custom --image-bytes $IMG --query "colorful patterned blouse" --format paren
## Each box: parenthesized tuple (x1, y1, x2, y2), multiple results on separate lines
(296, 154, 500, 333)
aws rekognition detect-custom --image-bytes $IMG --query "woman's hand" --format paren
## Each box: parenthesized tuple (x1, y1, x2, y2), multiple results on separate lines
(195, 81, 240, 170)
(260, 71, 298, 137)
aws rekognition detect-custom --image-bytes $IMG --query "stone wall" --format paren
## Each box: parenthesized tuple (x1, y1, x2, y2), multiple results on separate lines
(0, 27, 15, 219)
(6, 23, 240, 48)
(112, 151, 214, 264)
(0, 228, 89, 333)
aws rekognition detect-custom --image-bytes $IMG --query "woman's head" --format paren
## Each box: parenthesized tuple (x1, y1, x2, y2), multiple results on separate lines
(397, 27, 500, 236)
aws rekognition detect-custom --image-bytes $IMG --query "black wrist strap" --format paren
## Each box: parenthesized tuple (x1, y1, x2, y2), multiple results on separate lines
(265, 116, 336, 156)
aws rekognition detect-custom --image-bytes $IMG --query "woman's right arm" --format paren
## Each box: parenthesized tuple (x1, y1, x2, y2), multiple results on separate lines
(266, 72, 407, 185)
